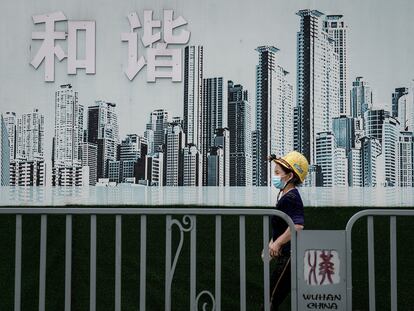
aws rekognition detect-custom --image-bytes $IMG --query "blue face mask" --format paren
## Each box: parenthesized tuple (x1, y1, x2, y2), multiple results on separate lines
(272, 175, 287, 189)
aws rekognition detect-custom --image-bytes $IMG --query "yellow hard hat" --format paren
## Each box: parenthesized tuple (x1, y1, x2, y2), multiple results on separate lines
(273, 151, 309, 183)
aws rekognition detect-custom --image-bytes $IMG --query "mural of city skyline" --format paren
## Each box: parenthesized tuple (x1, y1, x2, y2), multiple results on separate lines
(1, 3, 414, 188)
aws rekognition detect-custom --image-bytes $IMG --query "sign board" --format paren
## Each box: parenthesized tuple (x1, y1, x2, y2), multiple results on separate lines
(297, 230, 347, 310)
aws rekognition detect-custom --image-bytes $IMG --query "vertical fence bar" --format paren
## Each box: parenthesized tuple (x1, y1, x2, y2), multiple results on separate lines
(139, 215, 147, 311)
(262, 216, 270, 311)
(115, 215, 122, 311)
(390, 216, 397, 311)
(190, 216, 197, 310)
(64, 215, 72, 311)
(215, 215, 222, 311)
(38, 214, 47, 311)
(346, 221, 353, 311)
(291, 223, 298, 311)
(367, 216, 376, 311)
(90, 215, 97, 311)
(165, 215, 172, 311)
(239, 215, 246, 311)
(14, 215, 22, 311)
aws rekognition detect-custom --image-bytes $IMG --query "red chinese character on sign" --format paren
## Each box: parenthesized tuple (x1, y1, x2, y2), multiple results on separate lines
(307, 250, 318, 285)
(319, 250, 335, 285)
(304, 249, 339, 286)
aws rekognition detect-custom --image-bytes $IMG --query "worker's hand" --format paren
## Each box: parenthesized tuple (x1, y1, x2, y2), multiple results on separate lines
(268, 239, 273, 247)
(261, 248, 273, 262)
(269, 241, 282, 258)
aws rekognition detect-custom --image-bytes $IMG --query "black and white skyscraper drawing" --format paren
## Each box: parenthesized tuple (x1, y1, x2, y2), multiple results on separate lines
(202, 77, 225, 185)
(228, 81, 252, 186)
(295, 10, 340, 186)
(88, 100, 119, 181)
(183, 45, 204, 149)
(255, 46, 293, 186)
(0, 115, 10, 186)
(324, 15, 348, 116)
(52, 84, 86, 186)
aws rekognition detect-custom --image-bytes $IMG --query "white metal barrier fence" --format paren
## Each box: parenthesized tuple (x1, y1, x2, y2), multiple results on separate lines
(346, 209, 414, 311)
(3, 207, 411, 310)
(0, 207, 298, 311)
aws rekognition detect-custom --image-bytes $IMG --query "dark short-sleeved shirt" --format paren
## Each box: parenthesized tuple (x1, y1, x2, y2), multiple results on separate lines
(271, 188, 304, 254)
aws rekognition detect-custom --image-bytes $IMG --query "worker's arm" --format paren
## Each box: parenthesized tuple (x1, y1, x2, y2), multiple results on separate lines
(269, 224, 304, 258)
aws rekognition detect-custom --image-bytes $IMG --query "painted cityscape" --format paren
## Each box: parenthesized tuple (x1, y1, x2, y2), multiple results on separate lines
(1, 6, 413, 188)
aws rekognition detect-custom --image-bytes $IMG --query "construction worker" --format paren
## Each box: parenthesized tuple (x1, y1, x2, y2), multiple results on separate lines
(262, 151, 309, 311)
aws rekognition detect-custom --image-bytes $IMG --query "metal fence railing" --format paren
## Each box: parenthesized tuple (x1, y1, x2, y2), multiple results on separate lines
(346, 209, 414, 311)
(0, 207, 298, 311)
(3, 206, 413, 310)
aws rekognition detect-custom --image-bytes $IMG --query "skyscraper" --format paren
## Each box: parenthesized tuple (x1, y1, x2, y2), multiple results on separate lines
(145, 152, 164, 186)
(324, 15, 348, 116)
(213, 128, 230, 186)
(295, 10, 340, 185)
(315, 131, 348, 187)
(397, 131, 414, 187)
(378, 116, 400, 186)
(354, 117, 365, 149)
(7, 109, 46, 186)
(315, 132, 336, 187)
(108, 161, 121, 183)
(0, 114, 10, 186)
(3, 112, 17, 160)
(145, 109, 169, 154)
(202, 77, 225, 185)
(228, 81, 252, 186)
(182, 144, 201, 186)
(392, 87, 409, 121)
(88, 100, 119, 180)
(16, 108, 45, 161)
(207, 146, 224, 186)
(53, 84, 85, 186)
(392, 83, 414, 132)
(351, 77, 372, 119)
(348, 148, 363, 187)
(333, 147, 348, 186)
(255, 46, 294, 186)
(361, 136, 382, 187)
(332, 116, 355, 155)
(165, 122, 186, 186)
(120, 134, 147, 183)
(251, 130, 258, 186)
(54, 84, 83, 166)
(144, 129, 154, 155)
(183, 45, 203, 148)
(364, 109, 390, 142)
(80, 142, 98, 185)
